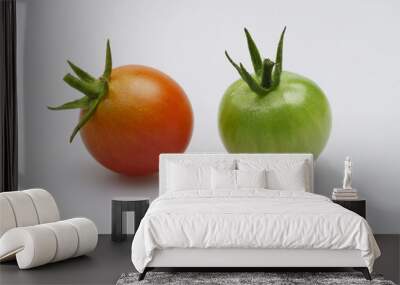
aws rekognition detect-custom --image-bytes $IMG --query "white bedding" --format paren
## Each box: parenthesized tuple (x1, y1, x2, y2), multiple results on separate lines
(131, 190, 380, 273)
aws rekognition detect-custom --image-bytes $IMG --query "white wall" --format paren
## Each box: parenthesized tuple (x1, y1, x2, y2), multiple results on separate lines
(17, 0, 400, 233)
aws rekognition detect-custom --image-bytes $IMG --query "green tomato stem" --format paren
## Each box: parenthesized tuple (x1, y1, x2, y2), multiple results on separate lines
(63, 73, 100, 98)
(68, 98, 101, 143)
(244, 28, 262, 76)
(47, 96, 90, 110)
(67, 60, 95, 82)
(47, 39, 112, 143)
(225, 27, 287, 96)
(102, 40, 112, 79)
(260, 59, 275, 89)
(271, 26, 286, 89)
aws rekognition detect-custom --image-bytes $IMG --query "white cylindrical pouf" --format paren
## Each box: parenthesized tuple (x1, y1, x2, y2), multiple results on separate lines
(0, 196, 17, 237)
(65, 218, 98, 257)
(1, 192, 39, 227)
(0, 219, 98, 269)
(24, 189, 60, 223)
(42, 221, 79, 262)
(0, 226, 58, 269)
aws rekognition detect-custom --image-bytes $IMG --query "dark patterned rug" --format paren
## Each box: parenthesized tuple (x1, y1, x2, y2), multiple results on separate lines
(116, 272, 396, 285)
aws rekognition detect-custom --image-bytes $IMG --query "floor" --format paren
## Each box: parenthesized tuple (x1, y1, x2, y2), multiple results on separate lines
(0, 235, 399, 285)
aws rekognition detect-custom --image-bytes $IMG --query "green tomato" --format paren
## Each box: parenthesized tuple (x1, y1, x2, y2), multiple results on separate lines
(219, 28, 331, 159)
(219, 71, 331, 158)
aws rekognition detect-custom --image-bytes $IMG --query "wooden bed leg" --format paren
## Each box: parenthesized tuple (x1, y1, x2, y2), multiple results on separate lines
(354, 267, 372, 280)
(138, 268, 148, 281)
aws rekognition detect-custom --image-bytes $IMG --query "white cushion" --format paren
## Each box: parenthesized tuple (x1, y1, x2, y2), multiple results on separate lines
(167, 160, 235, 191)
(65, 218, 98, 257)
(24, 189, 60, 223)
(42, 221, 78, 262)
(211, 168, 236, 190)
(0, 191, 39, 227)
(236, 169, 267, 189)
(0, 196, 16, 237)
(0, 189, 60, 234)
(237, 159, 308, 191)
(211, 169, 268, 190)
(167, 163, 211, 191)
(0, 226, 57, 268)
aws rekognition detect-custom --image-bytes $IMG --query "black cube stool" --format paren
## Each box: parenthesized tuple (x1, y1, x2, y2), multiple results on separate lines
(111, 197, 149, 242)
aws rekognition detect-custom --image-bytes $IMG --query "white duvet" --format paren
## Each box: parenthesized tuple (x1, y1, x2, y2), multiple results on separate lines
(131, 190, 380, 273)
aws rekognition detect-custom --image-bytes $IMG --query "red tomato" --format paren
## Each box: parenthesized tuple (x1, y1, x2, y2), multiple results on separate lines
(49, 41, 193, 176)
(81, 65, 193, 176)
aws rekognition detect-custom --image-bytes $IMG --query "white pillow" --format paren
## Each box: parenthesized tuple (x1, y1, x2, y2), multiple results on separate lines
(236, 169, 267, 189)
(237, 159, 308, 191)
(166, 159, 236, 191)
(167, 163, 210, 191)
(267, 163, 307, 191)
(211, 169, 268, 190)
(211, 168, 236, 190)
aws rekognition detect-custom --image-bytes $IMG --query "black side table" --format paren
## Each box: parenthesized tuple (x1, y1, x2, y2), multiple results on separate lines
(332, 199, 366, 219)
(112, 197, 150, 242)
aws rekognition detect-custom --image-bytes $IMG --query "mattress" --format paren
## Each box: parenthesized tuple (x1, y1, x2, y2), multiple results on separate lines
(131, 189, 380, 273)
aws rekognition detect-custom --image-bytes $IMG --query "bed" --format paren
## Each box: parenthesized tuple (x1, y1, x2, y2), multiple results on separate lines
(131, 153, 380, 280)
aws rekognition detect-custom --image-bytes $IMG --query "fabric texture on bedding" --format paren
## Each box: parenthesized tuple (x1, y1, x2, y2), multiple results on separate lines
(131, 190, 380, 273)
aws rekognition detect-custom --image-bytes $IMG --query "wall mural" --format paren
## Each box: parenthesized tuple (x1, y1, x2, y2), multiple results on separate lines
(48, 41, 193, 176)
(48, 27, 330, 176)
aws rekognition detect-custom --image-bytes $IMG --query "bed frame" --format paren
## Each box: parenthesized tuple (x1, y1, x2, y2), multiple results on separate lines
(138, 153, 371, 280)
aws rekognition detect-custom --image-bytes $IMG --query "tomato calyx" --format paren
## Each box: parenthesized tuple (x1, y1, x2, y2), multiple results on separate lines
(225, 27, 286, 96)
(48, 40, 112, 143)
